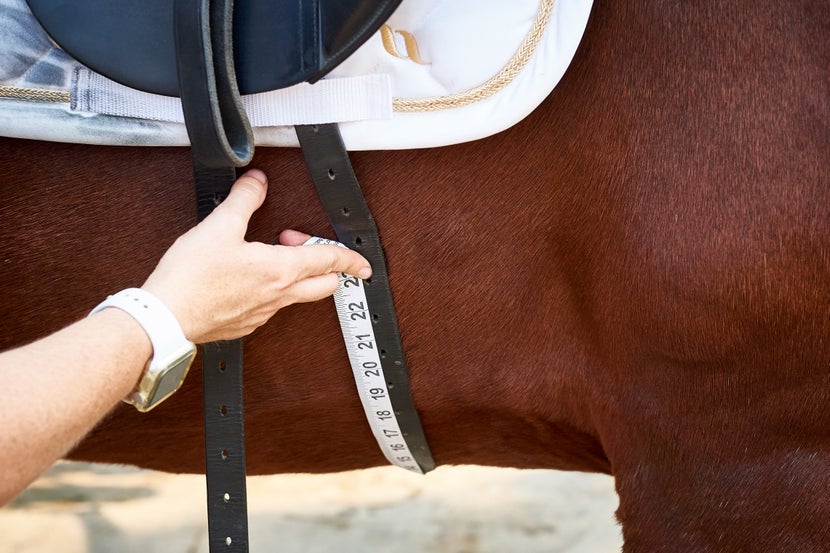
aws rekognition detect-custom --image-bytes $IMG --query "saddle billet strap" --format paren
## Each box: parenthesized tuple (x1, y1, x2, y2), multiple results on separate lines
(193, 164, 239, 220)
(193, 165, 250, 553)
(295, 123, 436, 474)
(175, 0, 252, 550)
(201, 337, 249, 552)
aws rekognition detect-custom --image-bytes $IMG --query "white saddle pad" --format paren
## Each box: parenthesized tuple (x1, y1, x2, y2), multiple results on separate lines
(0, 0, 592, 151)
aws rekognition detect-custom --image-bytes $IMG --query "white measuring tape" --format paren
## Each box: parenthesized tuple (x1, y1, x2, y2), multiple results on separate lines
(305, 237, 423, 474)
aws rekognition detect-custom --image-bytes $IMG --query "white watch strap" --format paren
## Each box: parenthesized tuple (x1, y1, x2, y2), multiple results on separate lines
(89, 288, 191, 355)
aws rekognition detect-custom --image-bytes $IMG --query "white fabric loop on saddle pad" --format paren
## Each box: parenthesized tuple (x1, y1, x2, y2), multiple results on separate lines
(0, 0, 592, 151)
(72, 69, 394, 127)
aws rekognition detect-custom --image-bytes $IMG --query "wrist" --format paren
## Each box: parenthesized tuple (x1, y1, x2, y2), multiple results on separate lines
(89, 288, 196, 412)
(86, 307, 153, 396)
(139, 280, 195, 342)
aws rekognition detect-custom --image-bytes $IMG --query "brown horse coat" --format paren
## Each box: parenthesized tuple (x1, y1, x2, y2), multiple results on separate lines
(1, 1, 828, 550)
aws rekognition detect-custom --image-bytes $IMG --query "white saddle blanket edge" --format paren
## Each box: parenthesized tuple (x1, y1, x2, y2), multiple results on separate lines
(0, 0, 593, 151)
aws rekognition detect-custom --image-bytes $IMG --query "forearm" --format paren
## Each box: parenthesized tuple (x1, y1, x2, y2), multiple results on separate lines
(0, 172, 372, 504)
(0, 308, 150, 504)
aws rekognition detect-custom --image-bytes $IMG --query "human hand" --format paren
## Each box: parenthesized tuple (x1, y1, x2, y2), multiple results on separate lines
(141, 169, 371, 343)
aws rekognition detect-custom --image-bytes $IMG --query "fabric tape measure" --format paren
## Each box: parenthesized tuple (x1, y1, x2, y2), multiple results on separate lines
(305, 236, 423, 473)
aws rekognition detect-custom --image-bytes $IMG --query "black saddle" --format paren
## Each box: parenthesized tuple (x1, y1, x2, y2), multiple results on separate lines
(26, 0, 399, 97)
(28, 0, 400, 172)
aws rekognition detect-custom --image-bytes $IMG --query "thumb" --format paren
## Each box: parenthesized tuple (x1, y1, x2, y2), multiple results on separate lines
(211, 169, 268, 230)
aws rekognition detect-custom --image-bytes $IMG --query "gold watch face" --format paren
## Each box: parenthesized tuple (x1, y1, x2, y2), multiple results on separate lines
(130, 343, 197, 412)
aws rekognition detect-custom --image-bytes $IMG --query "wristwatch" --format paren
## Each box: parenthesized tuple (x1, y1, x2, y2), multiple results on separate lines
(89, 288, 197, 412)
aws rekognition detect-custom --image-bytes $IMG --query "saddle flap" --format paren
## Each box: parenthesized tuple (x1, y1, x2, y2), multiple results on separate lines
(24, 0, 403, 97)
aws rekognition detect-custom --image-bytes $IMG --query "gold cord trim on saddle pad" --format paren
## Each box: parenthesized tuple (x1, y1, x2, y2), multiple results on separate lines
(0, 85, 70, 104)
(392, 0, 554, 113)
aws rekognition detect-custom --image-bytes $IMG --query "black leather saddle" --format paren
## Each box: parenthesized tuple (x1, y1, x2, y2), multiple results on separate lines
(27, 0, 400, 170)
(26, 0, 399, 97)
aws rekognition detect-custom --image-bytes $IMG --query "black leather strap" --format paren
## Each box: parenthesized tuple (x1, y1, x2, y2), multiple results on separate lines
(175, 1, 252, 551)
(192, 165, 250, 553)
(174, 0, 253, 168)
(201, 338, 249, 552)
(193, 163, 239, 220)
(295, 123, 435, 474)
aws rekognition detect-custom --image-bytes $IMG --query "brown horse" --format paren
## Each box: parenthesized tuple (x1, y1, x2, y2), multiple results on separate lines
(1, 1, 828, 550)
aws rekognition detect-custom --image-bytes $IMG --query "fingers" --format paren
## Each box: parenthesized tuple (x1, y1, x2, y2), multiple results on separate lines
(205, 273, 342, 341)
(279, 230, 372, 279)
(210, 169, 268, 231)
(283, 273, 342, 305)
(278, 229, 311, 247)
(286, 243, 372, 280)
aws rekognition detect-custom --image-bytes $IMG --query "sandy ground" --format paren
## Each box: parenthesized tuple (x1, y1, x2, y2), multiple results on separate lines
(2, 463, 621, 553)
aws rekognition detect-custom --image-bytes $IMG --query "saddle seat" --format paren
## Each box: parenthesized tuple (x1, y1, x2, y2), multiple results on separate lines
(25, 0, 401, 97)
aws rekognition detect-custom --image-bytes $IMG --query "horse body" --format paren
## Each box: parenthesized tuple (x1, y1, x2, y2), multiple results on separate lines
(1, 1, 828, 549)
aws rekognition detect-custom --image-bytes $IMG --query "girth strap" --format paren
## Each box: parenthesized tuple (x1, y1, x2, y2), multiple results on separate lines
(200, 337, 249, 552)
(194, 164, 250, 553)
(174, 0, 252, 551)
(295, 123, 435, 473)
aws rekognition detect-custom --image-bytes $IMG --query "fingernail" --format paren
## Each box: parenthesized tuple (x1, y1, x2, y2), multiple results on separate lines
(358, 267, 372, 280)
(244, 169, 267, 184)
